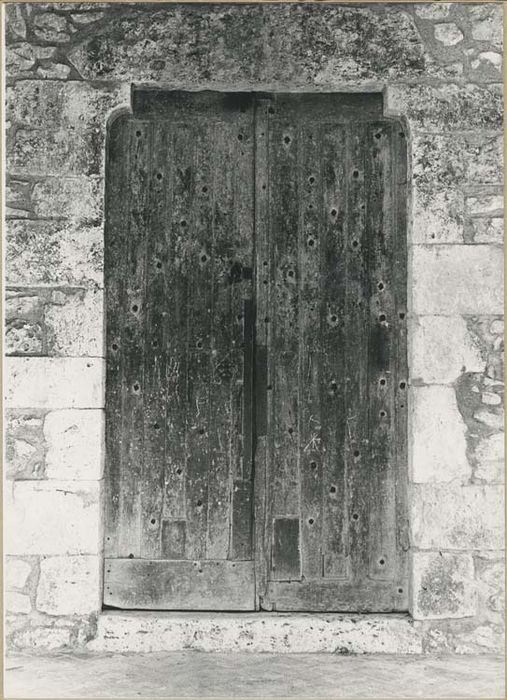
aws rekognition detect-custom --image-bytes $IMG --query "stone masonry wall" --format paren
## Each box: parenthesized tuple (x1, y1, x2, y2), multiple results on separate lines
(4, 2, 504, 653)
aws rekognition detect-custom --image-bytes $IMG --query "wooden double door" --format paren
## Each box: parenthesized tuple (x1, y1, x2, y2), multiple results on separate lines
(104, 91, 408, 612)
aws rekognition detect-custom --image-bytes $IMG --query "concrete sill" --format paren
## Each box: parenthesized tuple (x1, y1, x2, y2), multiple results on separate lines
(88, 610, 422, 654)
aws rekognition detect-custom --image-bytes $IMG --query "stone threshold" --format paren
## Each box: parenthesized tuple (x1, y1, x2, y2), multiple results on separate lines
(88, 610, 423, 654)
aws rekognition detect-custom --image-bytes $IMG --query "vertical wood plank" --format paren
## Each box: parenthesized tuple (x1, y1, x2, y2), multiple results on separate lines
(270, 117, 300, 524)
(182, 122, 212, 560)
(298, 123, 323, 579)
(163, 126, 188, 526)
(205, 119, 234, 560)
(140, 122, 170, 558)
(344, 122, 371, 583)
(320, 124, 349, 579)
(392, 125, 409, 606)
(229, 103, 256, 559)
(117, 120, 151, 558)
(253, 98, 272, 608)
(104, 115, 130, 558)
(366, 122, 397, 581)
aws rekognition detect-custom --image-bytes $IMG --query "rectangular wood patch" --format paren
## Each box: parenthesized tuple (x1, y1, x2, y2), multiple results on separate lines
(271, 517, 301, 581)
(161, 520, 186, 559)
(104, 559, 255, 610)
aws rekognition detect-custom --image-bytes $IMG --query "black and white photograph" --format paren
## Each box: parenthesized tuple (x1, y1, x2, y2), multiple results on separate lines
(3, 0, 505, 697)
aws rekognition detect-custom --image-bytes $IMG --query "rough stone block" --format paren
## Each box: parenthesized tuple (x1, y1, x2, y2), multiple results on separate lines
(474, 553, 505, 624)
(412, 188, 464, 244)
(6, 44, 36, 73)
(5, 322, 44, 356)
(71, 12, 105, 24)
(434, 23, 463, 46)
(44, 409, 104, 480)
(45, 288, 104, 357)
(415, 3, 453, 20)
(464, 191, 504, 244)
(468, 53, 503, 83)
(67, 5, 428, 85)
(5, 288, 46, 356)
(411, 484, 504, 550)
(7, 81, 130, 177)
(6, 592, 32, 615)
(411, 552, 475, 620)
(412, 133, 503, 196)
(469, 5, 503, 48)
(5, 4, 27, 40)
(5, 480, 102, 555)
(469, 218, 504, 244)
(410, 386, 470, 483)
(5, 558, 32, 590)
(474, 432, 504, 484)
(473, 407, 504, 431)
(5, 179, 32, 214)
(31, 177, 103, 223)
(466, 193, 503, 217)
(477, 51, 502, 70)
(412, 246, 504, 315)
(410, 316, 484, 384)
(37, 64, 72, 80)
(386, 83, 502, 133)
(33, 12, 71, 42)
(5, 410, 46, 480)
(5, 221, 103, 288)
(5, 357, 104, 409)
(12, 626, 73, 651)
(89, 612, 422, 654)
(36, 555, 101, 615)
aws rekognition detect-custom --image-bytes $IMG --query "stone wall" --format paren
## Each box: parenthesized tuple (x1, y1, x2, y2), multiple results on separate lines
(4, 1, 504, 654)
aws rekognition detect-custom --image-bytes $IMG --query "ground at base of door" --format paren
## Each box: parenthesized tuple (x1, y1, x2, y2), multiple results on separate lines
(4, 651, 505, 698)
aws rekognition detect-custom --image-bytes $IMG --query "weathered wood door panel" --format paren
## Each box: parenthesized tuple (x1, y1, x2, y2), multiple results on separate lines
(104, 91, 408, 612)
(253, 95, 408, 612)
(104, 93, 257, 610)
